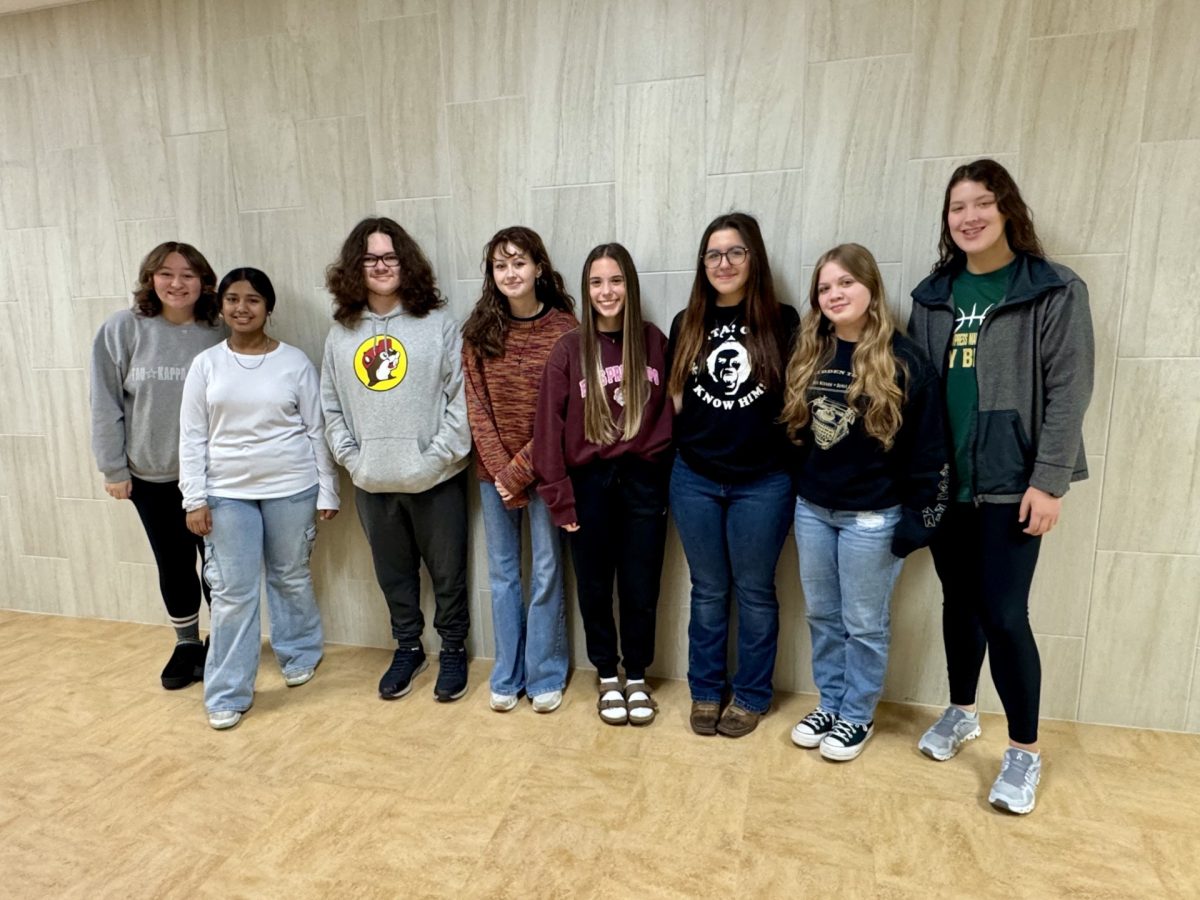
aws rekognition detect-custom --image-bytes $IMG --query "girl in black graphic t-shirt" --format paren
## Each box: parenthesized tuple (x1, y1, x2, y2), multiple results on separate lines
(667, 212, 798, 738)
(781, 243, 946, 762)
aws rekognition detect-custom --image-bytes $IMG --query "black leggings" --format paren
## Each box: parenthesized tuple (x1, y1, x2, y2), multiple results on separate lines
(129, 476, 210, 627)
(930, 502, 1042, 744)
(569, 457, 670, 680)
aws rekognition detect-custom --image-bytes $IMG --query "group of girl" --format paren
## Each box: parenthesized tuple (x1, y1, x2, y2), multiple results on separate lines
(90, 159, 1092, 816)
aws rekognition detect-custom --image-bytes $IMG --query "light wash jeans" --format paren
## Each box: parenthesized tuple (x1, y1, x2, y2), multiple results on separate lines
(670, 455, 794, 714)
(793, 497, 903, 725)
(203, 484, 324, 713)
(478, 482, 567, 697)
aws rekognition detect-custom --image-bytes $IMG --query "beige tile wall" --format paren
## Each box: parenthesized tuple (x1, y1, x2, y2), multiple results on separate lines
(1, 0, 1197, 732)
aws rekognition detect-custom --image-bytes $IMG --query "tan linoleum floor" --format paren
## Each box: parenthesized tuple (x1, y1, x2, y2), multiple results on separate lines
(3, 609, 1199, 899)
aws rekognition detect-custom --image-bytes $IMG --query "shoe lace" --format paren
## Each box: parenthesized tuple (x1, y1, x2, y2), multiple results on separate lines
(803, 708, 835, 731)
(933, 707, 968, 737)
(829, 719, 859, 743)
(998, 751, 1035, 787)
(387, 647, 419, 677)
(441, 647, 466, 676)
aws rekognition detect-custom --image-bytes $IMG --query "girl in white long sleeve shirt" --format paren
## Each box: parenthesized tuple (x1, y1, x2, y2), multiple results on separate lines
(179, 267, 338, 730)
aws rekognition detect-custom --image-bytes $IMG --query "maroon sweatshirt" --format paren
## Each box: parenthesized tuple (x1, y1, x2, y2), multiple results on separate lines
(534, 324, 673, 526)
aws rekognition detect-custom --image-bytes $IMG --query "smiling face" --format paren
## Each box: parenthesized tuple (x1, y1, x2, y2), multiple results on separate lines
(947, 179, 1010, 262)
(221, 280, 269, 337)
(704, 228, 750, 305)
(491, 242, 540, 305)
(152, 252, 202, 317)
(816, 260, 872, 342)
(587, 256, 626, 332)
(363, 231, 401, 298)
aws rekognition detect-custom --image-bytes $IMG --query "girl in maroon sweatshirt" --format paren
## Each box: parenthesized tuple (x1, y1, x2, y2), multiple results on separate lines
(534, 243, 673, 726)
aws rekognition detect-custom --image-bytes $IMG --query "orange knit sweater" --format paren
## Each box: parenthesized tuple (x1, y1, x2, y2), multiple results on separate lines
(463, 307, 577, 508)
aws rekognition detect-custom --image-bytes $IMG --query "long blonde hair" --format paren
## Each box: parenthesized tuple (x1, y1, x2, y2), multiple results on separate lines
(580, 244, 649, 445)
(781, 244, 907, 450)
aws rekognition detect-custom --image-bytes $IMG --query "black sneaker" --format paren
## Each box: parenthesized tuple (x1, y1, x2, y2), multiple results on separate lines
(434, 645, 468, 702)
(379, 644, 427, 699)
(819, 718, 874, 761)
(161, 640, 204, 690)
(790, 707, 837, 748)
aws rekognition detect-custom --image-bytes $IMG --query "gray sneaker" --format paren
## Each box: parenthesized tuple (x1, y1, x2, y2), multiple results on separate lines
(918, 706, 981, 761)
(988, 748, 1042, 814)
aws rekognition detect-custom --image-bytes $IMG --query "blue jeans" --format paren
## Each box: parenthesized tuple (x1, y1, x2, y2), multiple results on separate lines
(670, 455, 793, 714)
(793, 498, 903, 725)
(202, 485, 324, 713)
(479, 482, 567, 697)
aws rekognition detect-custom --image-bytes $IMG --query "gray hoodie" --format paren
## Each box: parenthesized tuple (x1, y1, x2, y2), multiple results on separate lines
(90, 309, 223, 483)
(320, 305, 470, 494)
(909, 253, 1093, 503)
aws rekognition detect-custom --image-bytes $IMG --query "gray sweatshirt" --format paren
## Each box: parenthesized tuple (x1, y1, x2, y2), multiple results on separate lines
(90, 309, 223, 483)
(320, 305, 470, 494)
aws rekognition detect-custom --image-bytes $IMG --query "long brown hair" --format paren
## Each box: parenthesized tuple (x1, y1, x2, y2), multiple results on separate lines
(667, 212, 786, 396)
(782, 244, 907, 450)
(326, 217, 444, 325)
(133, 242, 219, 325)
(935, 158, 1045, 271)
(461, 226, 574, 358)
(580, 243, 649, 445)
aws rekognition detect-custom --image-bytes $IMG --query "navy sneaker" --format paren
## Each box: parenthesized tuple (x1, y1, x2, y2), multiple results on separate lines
(379, 644, 427, 699)
(434, 645, 468, 702)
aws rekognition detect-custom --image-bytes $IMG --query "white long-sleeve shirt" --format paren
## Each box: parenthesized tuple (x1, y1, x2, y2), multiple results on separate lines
(179, 340, 339, 512)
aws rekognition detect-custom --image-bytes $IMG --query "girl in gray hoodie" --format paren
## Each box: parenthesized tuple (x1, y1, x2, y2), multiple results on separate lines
(320, 217, 471, 704)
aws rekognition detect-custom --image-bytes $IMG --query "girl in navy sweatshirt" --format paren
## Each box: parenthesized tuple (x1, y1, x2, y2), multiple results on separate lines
(782, 243, 946, 762)
(534, 243, 673, 726)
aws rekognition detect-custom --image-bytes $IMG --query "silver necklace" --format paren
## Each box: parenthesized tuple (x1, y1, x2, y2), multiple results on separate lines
(227, 337, 273, 370)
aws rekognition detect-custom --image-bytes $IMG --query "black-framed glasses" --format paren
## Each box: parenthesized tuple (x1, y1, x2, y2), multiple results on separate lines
(362, 253, 401, 269)
(702, 246, 749, 268)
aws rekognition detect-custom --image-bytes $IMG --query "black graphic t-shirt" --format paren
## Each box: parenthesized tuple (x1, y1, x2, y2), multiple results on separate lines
(668, 302, 799, 483)
(792, 334, 950, 556)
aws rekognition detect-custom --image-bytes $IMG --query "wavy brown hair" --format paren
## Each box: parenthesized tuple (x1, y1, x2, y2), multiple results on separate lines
(580, 243, 649, 445)
(782, 244, 907, 450)
(461, 226, 574, 358)
(667, 212, 786, 397)
(935, 158, 1045, 271)
(133, 242, 219, 324)
(326, 217, 444, 325)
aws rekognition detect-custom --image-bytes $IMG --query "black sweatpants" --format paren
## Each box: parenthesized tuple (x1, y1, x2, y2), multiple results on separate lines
(568, 457, 670, 680)
(355, 470, 469, 646)
(129, 476, 210, 627)
(930, 501, 1042, 744)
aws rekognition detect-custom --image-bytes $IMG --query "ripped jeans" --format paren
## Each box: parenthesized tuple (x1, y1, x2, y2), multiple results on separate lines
(793, 498, 903, 725)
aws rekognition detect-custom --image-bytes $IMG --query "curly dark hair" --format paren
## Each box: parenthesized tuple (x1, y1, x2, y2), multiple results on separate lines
(667, 211, 787, 396)
(132, 242, 219, 325)
(326, 217, 444, 325)
(460, 226, 575, 358)
(935, 158, 1045, 271)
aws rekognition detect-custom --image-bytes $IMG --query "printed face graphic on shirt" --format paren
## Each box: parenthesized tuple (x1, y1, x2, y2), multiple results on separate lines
(706, 338, 750, 396)
(354, 335, 407, 390)
(810, 395, 856, 449)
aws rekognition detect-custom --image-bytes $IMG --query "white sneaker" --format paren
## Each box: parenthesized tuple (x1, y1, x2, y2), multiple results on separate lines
(208, 710, 242, 730)
(531, 690, 563, 713)
(490, 691, 518, 712)
(283, 667, 315, 687)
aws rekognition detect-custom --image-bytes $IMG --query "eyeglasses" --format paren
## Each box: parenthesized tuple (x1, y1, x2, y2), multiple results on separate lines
(361, 253, 401, 269)
(702, 246, 749, 268)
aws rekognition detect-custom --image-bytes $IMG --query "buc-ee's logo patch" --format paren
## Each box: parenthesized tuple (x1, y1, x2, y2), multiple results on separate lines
(354, 335, 407, 391)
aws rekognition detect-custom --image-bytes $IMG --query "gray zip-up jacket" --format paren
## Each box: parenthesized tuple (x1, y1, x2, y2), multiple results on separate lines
(320, 305, 470, 494)
(908, 253, 1093, 503)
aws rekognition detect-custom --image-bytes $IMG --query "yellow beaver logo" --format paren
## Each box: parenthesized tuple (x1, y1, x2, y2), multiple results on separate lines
(354, 335, 407, 391)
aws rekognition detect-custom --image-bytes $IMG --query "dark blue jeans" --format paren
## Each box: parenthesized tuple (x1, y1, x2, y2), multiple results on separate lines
(669, 455, 793, 713)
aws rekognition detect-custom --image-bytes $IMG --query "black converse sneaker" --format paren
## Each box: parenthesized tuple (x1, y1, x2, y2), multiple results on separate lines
(819, 718, 875, 761)
(790, 707, 837, 748)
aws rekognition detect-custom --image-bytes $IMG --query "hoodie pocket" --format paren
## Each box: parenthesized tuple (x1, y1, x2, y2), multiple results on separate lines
(350, 437, 439, 493)
(975, 409, 1033, 495)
